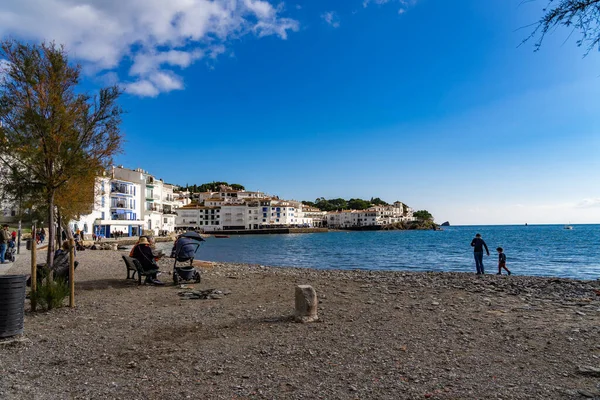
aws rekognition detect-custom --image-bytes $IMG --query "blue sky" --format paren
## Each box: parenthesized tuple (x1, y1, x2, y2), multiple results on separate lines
(2, 0, 600, 224)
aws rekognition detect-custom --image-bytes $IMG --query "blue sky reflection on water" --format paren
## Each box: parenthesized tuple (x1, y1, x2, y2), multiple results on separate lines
(189, 225, 600, 280)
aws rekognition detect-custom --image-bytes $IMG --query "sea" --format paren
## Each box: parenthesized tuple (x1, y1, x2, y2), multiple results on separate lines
(190, 225, 600, 280)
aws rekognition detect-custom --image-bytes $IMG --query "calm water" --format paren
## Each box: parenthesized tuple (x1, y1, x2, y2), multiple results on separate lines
(191, 225, 600, 280)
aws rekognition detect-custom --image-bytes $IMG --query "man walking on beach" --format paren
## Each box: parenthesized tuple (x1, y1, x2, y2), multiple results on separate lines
(470, 233, 489, 274)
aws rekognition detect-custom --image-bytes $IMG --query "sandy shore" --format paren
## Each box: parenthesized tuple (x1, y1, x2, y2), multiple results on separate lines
(1, 248, 600, 399)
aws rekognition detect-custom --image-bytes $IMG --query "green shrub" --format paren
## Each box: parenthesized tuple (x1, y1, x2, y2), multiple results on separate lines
(30, 278, 69, 311)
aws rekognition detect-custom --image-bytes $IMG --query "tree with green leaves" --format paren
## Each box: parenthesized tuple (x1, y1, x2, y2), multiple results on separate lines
(181, 182, 246, 192)
(413, 210, 434, 221)
(526, 0, 600, 55)
(370, 197, 389, 206)
(348, 198, 371, 210)
(0, 40, 123, 268)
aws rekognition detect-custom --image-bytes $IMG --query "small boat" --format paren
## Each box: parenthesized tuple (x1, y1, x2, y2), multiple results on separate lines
(214, 235, 230, 238)
(564, 225, 573, 230)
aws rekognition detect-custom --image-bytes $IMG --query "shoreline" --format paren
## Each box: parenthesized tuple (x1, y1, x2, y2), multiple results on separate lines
(1, 248, 600, 399)
(4, 243, 600, 282)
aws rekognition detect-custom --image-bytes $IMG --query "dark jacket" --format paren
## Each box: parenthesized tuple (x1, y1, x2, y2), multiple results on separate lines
(131, 244, 157, 271)
(471, 237, 489, 255)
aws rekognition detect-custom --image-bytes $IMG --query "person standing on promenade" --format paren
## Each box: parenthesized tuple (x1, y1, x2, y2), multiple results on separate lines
(470, 233, 489, 274)
(496, 247, 511, 275)
(0, 224, 11, 263)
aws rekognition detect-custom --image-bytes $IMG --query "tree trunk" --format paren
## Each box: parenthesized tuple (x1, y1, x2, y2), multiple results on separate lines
(56, 210, 62, 248)
(46, 190, 55, 272)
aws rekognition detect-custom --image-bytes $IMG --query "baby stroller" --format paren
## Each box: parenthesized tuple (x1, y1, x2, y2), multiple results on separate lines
(5, 240, 16, 262)
(171, 231, 205, 285)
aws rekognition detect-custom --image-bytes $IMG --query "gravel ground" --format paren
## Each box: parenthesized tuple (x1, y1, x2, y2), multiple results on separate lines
(1, 247, 600, 399)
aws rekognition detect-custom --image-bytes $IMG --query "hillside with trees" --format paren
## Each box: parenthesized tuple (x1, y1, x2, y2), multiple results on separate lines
(178, 182, 245, 193)
(302, 197, 397, 212)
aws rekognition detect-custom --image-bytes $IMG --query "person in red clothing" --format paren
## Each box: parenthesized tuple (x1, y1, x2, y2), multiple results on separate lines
(11, 230, 17, 241)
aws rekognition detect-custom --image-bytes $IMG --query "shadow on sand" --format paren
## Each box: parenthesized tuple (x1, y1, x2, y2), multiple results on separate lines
(76, 278, 136, 291)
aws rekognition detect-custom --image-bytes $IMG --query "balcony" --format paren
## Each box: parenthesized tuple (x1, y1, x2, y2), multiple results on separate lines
(111, 187, 134, 196)
(110, 203, 133, 210)
(111, 215, 137, 221)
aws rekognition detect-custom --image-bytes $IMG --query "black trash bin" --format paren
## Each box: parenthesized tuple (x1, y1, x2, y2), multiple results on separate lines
(0, 275, 27, 338)
(25, 239, 31, 250)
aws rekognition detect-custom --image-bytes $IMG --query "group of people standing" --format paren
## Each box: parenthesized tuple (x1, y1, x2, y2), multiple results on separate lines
(35, 228, 46, 244)
(470, 233, 511, 275)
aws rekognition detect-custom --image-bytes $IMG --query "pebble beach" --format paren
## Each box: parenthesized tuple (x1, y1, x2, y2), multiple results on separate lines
(1, 246, 600, 399)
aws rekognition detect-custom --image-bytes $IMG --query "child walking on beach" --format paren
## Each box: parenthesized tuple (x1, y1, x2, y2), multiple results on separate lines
(496, 247, 511, 275)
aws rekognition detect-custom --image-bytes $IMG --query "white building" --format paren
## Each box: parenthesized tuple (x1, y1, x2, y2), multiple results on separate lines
(327, 210, 378, 229)
(174, 194, 318, 232)
(368, 201, 414, 225)
(71, 166, 181, 237)
(72, 175, 144, 238)
(174, 204, 222, 231)
(301, 205, 327, 227)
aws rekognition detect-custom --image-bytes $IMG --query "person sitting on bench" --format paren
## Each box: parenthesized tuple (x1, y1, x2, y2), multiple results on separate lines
(131, 237, 163, 285)
(27, 241, 78, 286)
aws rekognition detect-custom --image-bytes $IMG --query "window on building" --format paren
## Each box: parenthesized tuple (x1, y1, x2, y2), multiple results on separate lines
(101, 196, 105, 207)
(101, 211, 105, 220)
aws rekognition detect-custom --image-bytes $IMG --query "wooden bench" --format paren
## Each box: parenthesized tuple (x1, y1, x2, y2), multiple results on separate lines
(122, 255, 159, 285)
(28, 260, 78, 286)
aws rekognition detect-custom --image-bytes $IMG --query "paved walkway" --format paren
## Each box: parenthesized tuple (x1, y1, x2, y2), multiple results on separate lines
(0, 262, 12, 275)
(0, 243, 46, 276)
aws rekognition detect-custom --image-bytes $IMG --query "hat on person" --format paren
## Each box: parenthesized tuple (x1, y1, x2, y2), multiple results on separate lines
(138, 237, 149, 245)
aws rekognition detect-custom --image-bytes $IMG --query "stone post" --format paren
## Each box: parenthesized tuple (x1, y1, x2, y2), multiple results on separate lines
(295, 285, 318, 323)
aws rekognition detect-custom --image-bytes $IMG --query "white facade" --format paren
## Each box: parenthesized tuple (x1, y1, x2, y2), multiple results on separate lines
(72, 166, 181, 237)
(367, 201, 415, 224)
(72, 175, 145, 238)
(327, 210, 378, 229)
(174, 195, 318, 232)
(174, 205, 222, 231)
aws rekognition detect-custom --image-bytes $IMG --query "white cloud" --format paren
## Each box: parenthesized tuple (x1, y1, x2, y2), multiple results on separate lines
(321, 11, 340, 28)
(125, 80, 160, 98)
(363, 0, 391, 7)
(576, 198, 600, 208)
(363, 0, 417, 14)
(0, 0, 299, 97)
